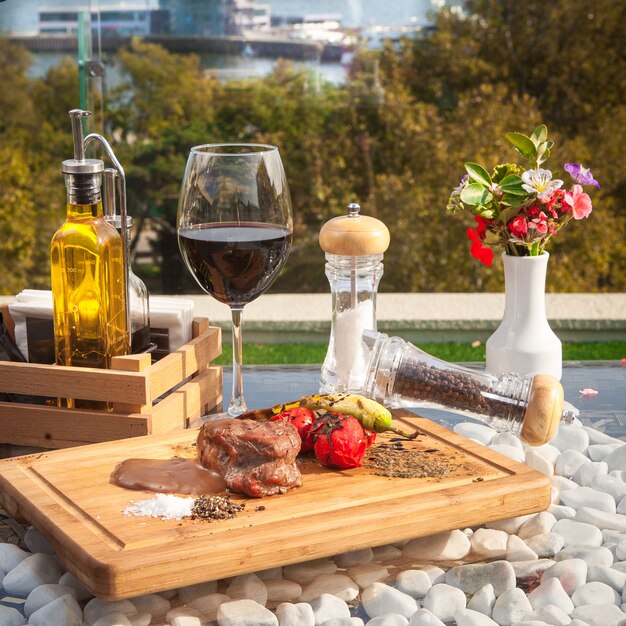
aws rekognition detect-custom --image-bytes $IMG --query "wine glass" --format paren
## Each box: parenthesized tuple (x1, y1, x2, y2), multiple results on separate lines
(177, 144, 293, 416)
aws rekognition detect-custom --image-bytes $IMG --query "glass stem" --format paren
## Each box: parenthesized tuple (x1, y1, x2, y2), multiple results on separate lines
(229, 306, 247, 416)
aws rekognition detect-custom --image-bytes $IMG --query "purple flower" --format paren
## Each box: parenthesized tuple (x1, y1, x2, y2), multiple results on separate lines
(564, 163, 600, 189)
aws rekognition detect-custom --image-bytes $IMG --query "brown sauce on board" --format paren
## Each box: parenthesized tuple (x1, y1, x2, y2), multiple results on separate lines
(111, 457, 226, 496)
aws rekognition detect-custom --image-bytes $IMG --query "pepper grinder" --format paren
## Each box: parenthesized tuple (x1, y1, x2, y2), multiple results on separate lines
(361, 330, 576, 445)
(319, 203, 390, 393)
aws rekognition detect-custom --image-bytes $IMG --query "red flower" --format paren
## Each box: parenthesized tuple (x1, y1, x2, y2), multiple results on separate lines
(508, 216, 528, 239)
(467, 227, 494, 266)
(474, 215, 490, 239)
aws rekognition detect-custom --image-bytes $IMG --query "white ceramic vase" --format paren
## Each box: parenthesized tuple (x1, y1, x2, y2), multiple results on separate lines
(486, 252, 562, 380)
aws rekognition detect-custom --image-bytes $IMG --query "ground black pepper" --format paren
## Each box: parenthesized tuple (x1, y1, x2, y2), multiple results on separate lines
(191, 495, 245, 521)
(364, 443, 455, 479)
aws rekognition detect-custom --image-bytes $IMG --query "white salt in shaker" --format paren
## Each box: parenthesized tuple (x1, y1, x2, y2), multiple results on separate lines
(319, 203, 390, 393)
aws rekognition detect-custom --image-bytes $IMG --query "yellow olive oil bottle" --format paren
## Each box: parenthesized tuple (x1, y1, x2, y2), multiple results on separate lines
(50, 110, 129, 409)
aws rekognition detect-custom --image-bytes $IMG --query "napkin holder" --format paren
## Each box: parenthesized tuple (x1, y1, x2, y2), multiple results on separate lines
(0, 307, 222, 449)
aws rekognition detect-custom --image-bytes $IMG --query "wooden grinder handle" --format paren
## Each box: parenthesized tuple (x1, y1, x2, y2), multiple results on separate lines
(520, 374, 564, 446)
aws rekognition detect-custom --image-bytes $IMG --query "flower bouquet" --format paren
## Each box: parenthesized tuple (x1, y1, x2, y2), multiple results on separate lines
(447, 125, 600, 266)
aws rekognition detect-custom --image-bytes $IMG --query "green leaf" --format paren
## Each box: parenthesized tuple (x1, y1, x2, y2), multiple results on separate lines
(475, 205, 495, 219)
(492, 163, 521, 183)
(498, 205, 522, 223)
(531, 125, 548, 146)
(465, 162, 492, 187)
(460, 183, 493, 206)
(537, 146, 551, 166)
(501, 193, 527, 207)
(499, 174, 525, 195)
(505, 132, 537, 160)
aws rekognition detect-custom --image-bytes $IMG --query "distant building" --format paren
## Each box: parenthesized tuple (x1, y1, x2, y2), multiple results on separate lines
(38, 5, 170, 36)
(161, 0, 269, 36)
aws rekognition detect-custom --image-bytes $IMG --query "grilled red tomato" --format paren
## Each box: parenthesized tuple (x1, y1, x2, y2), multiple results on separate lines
(309, 412, 368, 469)
(270, 407, 316, 451)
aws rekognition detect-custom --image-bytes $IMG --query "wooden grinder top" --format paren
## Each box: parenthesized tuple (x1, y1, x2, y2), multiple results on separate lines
(319, 203, 390, 256)
(521, 374, 565, 445)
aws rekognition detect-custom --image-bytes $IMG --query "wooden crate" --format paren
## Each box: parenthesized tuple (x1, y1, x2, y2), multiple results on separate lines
(0, 315, 222, 449)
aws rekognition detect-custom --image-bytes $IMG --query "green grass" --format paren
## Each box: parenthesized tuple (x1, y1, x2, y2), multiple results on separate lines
(213, 341, 626, 365)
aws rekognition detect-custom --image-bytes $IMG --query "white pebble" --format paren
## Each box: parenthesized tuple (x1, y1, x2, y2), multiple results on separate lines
(372, 545, 403, 563)
(22, 528, 56, 555)
(550, 424, 589, 453)
(226, 573, 268, 606)
(445, 561, 515, 596)
(216, 599, 277, 626)
(603, 529, 626, 544)
(518, 512, 557, 540)
(0, 544, 30, 574)
(395, 569, 431, 598)
(561, 485, 616, 512)
(555, 450, 590, 478)
(575, 506, 626, 531)
(129, 593, 170, 617)
(542, 559, 587, 595)
(584, 427, 622, 446)
(486, 514, 536, 534)
(176, 581, 218, 603)
(547, 505, 576, 520)
(257, 567, 283, 581)
(310, 594, 351, 623)
(28, 594, 82, 626)
(0, 605, 26, 626)
(530, 444, 561, 465)
(506, 535, 538, 562)
(91, 614, 133, 626)
(524, 533, 564, 559)
(275, 602, 315, 626)
(489, 444, 526, 463)
(334, 548, 373, 568)
(572, 581, 620, 607)
(2, 553, 63, 597)
(283, 559, 337, 584)
(616, 539, 626, 560)
(556, 545, 613, 567)
(320, 619, 363, 626)
(467, 583, 495, 616)
(188, 593, 230, 621)
(470, 529, 509, 559)
(83, 598, 137, 626)
(591, 476, 626, 504)
(58, 571, 92, 602)
(362, 583, 418, 619)
(454, 423, 496, 445)
(24, 584, 79, 617)
(403, 530, 470, 561)
(587, 564, 626, 590)
(553, 518, 603, 546)
(571, 603, 626, 626)
(265, 579, 302, 604)
(407, 608, 446, 625)
(604, 445, 626, 472)
(165, 607, 203, 624)
(589, 444, 622, 461)
(128, 613, 151, 626)
(552, 475, 578, 495)
(420, 566, 446, 585)
(348, 563, 389, 589)
(300, 573, 359, 602)
(524, 449, 554, 477)
(572, 461, 608, 486)
(493, 432, 524, 448)
(454, 608, 499, 625)
(366, 615, 409, 626)
(510, 559, 555, 579)
(422, 584, 466, 622)
(521, 604, 571, 625)
(528, 577, 573, 614)
(492, 587, 532, 626)
(617, 496, 626, 514)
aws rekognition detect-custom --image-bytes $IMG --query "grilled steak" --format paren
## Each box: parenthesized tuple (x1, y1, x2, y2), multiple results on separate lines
(197, 418, 302, 497)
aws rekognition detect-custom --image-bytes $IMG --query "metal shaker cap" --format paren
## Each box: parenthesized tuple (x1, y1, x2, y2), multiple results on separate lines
(61, 109, 104, 175)
(319, 203, 390, 256)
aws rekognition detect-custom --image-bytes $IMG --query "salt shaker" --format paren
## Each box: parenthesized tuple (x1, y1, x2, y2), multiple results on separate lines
(361, 330, 576, 445)
(319, 203, 390, 393)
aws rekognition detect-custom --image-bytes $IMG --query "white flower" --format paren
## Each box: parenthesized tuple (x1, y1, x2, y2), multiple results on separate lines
(521, 168, 563, 200)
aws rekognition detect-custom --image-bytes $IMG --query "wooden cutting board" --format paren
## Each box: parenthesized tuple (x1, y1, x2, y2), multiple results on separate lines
(0, 410, 551, 600)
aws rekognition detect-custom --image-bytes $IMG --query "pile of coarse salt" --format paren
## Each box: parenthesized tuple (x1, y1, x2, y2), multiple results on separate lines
(123, 493, 194, 520)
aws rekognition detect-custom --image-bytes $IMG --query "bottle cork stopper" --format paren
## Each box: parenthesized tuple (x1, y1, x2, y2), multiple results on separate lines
(520, 374, 564, 445)
(319, 203, 390, 256)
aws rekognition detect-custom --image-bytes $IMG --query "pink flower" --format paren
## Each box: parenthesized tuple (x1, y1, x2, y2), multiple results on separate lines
(563, 184, 593, 219)
(528, 211, 549, 234)
(508, 216, 528, 239)
(579, 388, 599, 397)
